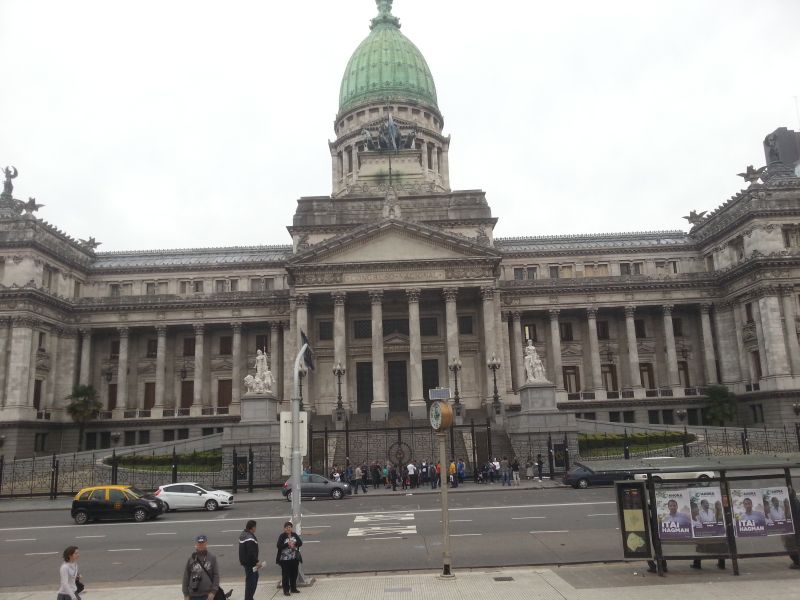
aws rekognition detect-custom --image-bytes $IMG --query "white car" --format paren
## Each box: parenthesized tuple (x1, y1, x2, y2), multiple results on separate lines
(632, 457, 715, 484)
(154, 482, 234, 512)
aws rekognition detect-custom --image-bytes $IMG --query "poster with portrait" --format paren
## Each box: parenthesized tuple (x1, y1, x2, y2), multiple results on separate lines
(762, 487, 795, 536)
(731, 488, 767, 537)
(655, 488, 693, 540)
(689, 487, 726, 538)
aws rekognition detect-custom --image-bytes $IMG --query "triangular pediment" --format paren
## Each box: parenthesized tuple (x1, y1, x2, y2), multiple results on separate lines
(289, 219, 500, 266)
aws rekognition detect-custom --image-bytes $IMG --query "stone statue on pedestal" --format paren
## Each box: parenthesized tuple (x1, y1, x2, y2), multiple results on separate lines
(244, 349, 274, 394)
(524, 339, 549, 383)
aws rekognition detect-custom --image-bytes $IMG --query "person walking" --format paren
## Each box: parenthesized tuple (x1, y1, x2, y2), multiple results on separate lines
(511, 458, 521, 486)
(182, 534, 220, 600)
(389, 464, 398, 491)
(501, 456, 511, 486)
(407, 461, 417, 488)
(536, 454, 544, 481)
(239, 520, 262, 600)
(449, 460, 457, 488)
(276, 521, 303, 596)
(457, 459, 465, 485)
(57, 546, 81, 600)
(354, 465, 367, 494)
(429, 462, 437, 489)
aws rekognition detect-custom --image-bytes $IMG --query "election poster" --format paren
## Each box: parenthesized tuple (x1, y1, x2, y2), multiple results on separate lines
(655, 488, 693, 540)
(731, 488, 767, 537)
(761, 487, 795, 536)
(688, 487, 726, 538)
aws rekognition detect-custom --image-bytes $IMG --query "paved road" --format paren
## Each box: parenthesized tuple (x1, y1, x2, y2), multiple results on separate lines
(0, 487, 621, 588)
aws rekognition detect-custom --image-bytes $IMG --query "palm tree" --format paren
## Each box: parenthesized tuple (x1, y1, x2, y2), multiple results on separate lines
(66, 384, 102, 451)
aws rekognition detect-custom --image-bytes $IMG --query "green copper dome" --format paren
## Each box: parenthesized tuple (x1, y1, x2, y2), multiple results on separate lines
(339, 1, 438, 114)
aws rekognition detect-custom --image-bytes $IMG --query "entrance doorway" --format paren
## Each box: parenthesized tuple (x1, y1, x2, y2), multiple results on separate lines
(387, 361, 408, 413)
(356, 362, 373, 415)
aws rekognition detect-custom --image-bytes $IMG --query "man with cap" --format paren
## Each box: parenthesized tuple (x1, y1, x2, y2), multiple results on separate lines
(182, 534, 220, 600)
(239, 520, 261, 600)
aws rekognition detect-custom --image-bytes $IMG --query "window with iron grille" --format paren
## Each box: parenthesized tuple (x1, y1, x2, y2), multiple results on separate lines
(318, 321, 333, 341)
(219, 336, 232, 355)
(383, 318, 409, 336)
(457, 315, 473, 335)
(146, 339, 158, 358)
(354, 319, 371, 339)
(596, 320, 610, 340)
(183, 337, 196, 357)
(420, 317, 437, 336)
(559, 322, 573, 341)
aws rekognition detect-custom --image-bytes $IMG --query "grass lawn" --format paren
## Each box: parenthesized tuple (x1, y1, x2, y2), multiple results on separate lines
(579, 440, 685, 458)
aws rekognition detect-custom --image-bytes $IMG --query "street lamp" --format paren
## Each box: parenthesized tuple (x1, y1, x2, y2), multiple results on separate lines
(333, 361, 346, 422)
(676, 409, 687, 422)
(103, 368, 114, 383)
(448, 357, 463, 417)
(487, 353, 502, 415)
(792, 402, 800, 417)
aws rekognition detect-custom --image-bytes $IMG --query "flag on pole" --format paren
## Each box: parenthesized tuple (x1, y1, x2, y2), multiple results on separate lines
(300, 330, 315, 371)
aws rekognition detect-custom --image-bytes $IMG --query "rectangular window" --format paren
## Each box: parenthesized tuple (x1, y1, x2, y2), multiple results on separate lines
(143, 338, 156, 358)
(383, 318, 409, 336)
(218, 379, 232, 407)
(422, 359, 439, 402)
(623, 410, 635, 423)
(109, 284, 120, 297)
(179, 281, 190, 294)
(73, 280, 82, 298)
(513, 267, 524, 281)
(177, 428, 189, 440)
(318, 321, 333, 341)
(110, 340, 120, 358)
(731, 236, 745, 261)
(601, 364, 618, 391)
(581, 412, 596, 420)
(745, 302, 754, 323)
(163, 430, 175, 442)
(648, 410, 660, 425)
(146, 282, 157, 295)
(596, 320, 609, 340)
(549, 265, 560, 279)
(526, 266, 537, 280)
(524, 324, 537, 342)
(609, 411, 621, 423)
(215, 279, 227, 293)
(457, 315, 473, 335)
(672, 317, 683, 337)
(229, 279, 239, 292)
(420, 317, 438, 336)
(107, 383, 117, 411)
(251, 278, 264, 292)
(143, 382, 156, 410)
(562, 366, 580, 393)
(640, 363, 655, 389)
(560, 265, 574, 278)
(219, 336, 232, 355)
(634, 319, 646, 338)
(751, 350, 763, 380)
(34, 432, 48, 452)
(33, 379, 43, 410)
(138, 431, 150, 445)
(705, 255, 715, 272)
(661, 409, 674, 425)
(38, 331, 46, 350)
(678, 361, 690, 387)
(585, 263, 609, 277)
(124, 431, 136, 446)
(180, 381, 193, 409)
(183, 337, 195, 357)
(783, 225, 800, 248)
(192, 280, 204, 293)
(559, 322, 573, 341)
(750, 404, 764, 424)
(255, 334, 268, 353)
(202, 428, 214, 436)
(354, 319, 371, 339)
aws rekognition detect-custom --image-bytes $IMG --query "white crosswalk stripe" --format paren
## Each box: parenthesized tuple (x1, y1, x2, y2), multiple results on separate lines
(349, 513, 416, 537)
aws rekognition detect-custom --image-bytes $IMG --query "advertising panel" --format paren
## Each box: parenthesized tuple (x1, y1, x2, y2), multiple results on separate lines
(615, 481, 652, 559)
(655, 488, 693, 540)
(762, 487, 795, 536)
(689, 487, 726, 538)
(731, 488, 767, 537)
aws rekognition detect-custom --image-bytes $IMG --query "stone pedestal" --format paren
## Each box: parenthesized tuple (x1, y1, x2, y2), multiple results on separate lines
(409, 400, 427, 421)
(222, 392, 280, 449)
(371, 403, 389, 421)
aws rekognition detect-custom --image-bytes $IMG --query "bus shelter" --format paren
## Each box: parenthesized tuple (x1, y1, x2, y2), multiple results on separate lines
(585, 454, 800, 576)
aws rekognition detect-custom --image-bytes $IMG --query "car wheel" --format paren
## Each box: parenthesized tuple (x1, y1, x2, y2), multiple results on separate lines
(162, 502, 171, 512)
(133, 508, 148, 522)
(205, 499, 219, 511)
(577, 478, 589, 489)
(331, 488, 344, 500)
(286, 491, 293, 503)
(74, 510, 89, 525)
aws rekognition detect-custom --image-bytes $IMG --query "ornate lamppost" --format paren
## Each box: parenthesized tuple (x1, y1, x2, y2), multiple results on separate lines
(449, 357, 463, 415)
(103, 368, 114, 383)
(333, 361, 346, 423)
(487, 354, 502, 416)
(676, 409, 687, 422)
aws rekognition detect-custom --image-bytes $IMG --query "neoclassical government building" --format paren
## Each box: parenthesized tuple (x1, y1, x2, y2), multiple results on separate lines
(2, 1, 800, 458)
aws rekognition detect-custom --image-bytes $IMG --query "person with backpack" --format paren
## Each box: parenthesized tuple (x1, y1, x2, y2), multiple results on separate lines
(239, 520, 262, 600)
(182, 534, 220, 600)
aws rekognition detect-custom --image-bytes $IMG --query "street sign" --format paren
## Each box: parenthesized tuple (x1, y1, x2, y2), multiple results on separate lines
(428, 387, 452, 401)
(280, 411, 308, 458)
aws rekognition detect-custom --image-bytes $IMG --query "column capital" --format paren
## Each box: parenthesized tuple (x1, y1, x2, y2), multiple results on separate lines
(548, 309, 560, 321)
(442, 287, 458, 303)
(479, 286, 495, 300)
(231, 322, 243, 334)
(331, 291, 347, 306)
(779, 285, 794, 297)
(12, 316, 39, 328)
(662, 304, 674, 316)
(624, 305, 637, 318)
(155, 324, 167, 336)
(700, 303, 713, 315)
(405, 288, 421, 303)
(78, 326, 93, 337)
(511, 311, 521, 322)
(586, 307, 598, 319)
(369, 290, 384, 304)
(500, 311, 509, 322)
(60, 326, 79, 339)
(117, 326, 130, 338)
(193, 323, 205, 335)
(282, 320, 291, 331)
(269, 321, 280, 332)
(295, 293, 309, 308)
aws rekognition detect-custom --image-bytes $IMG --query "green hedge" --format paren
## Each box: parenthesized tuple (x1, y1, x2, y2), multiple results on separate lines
(579, 431, 695, 452)
(104, 450, 222, 469)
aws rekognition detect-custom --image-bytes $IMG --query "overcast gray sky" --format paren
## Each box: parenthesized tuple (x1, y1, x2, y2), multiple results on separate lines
(1, 0, 799, 252)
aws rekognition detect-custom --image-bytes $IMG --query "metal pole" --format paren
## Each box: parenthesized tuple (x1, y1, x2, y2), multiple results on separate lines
(171, 447, 178, 484)
(324, 424, 329, 477)
(232, 448, 238, 494)
(682, 426, 689, 457)
(437, 431, 454, 578)
(486, 418, 493, 459)
(248, 446, 254, 494)
(645, 474, 665, 576)
(290, 343, 314, 586)
(470, 419, 477, 482)
(719, 469, 740, 576)
(796, 423, 800, 452)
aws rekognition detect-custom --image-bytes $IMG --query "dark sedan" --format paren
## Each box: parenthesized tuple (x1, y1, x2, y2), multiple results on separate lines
(563, 464, 632, 489)
(282, 473, 351, 501)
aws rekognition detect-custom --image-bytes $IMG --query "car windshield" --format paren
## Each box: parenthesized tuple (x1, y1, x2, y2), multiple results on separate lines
(126, 487, 144, 498)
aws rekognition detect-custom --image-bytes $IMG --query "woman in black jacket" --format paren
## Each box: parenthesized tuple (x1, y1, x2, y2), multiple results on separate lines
(275, 521, 303, 596)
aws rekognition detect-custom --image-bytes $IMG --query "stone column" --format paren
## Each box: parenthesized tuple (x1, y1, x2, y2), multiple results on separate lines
(757, 290, 790, 380)
(586, 308, 605, 398)
(662, 305, 682, 394)
(0, 319, 10, 407)
(55, 328, 79, 411)
(548, 309, 565, 390)
(78, 328, 92, 385)
(498, 303, 513, 393)
(511, 311, 525, 389)
(713, 303, 741, 385)
(699, 304, 719, 385)
(154, 325, 167, 409)
(232, 322, 242, 405)
(45, 327, 60, 409)
(117, 327, 130, 409)
(624, 306, 643, 394)
(192, 323, 205, 412)
(780, 287, 800, 375)
(282, 319, 293, 403)
(270, 321, 282, 400)
(407, 288, 425, 419)
(332, 292, 349, 412)
(443, 287, 459, 390)
(732, 303, 754, 382)
(295, 294, 309, 348)
(369, 290, 388, 419)
(5, 317, 35, 410)
(481, 287, 499, 401)
(27, 323, 39, 407)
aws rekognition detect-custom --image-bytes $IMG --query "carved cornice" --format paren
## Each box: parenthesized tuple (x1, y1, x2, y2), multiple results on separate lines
(480, 286, 495, 300)
(11, 315, 39, 328)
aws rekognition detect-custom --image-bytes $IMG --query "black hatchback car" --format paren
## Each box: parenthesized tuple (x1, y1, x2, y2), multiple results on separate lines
(563, 464, 632, 489)
(71, 485, 164, 524)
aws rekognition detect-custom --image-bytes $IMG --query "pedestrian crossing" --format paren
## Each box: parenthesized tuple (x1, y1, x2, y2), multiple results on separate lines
(347, 513, 417, 538)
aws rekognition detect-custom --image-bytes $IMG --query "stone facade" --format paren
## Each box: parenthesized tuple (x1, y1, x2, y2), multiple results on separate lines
(2, 2, 800, 458)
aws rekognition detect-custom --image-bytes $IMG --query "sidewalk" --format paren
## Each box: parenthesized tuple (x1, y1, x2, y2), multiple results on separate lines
(0, 478, 565, 512)
(0, 559, 796, 600)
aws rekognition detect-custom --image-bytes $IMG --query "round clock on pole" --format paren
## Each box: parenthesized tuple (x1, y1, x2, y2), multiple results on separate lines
(429, 400, 454, 431)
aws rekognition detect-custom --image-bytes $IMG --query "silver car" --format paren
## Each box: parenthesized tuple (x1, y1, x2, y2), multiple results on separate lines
(155, 482, 234, 512)
(282, 473, 351, 501)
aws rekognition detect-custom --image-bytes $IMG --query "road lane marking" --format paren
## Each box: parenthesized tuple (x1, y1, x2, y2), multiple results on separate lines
(146, 532, 177, 535)
(208, 544, 232, 547)
(451, 533, 482, 537)
(76, 535, 106, 539)
(5, 538, 36, 542)
(108, 548, 141, 552)
(448, 520, 472, 522)
(0, 501, 614, 533)
(25, 552, 58, 556)
(348, 526, 417, 537)
(354, 513, 414, 522)
(308, 525, 331, 528)
(221, 529, 242, 533)
(304, 540, 320, 543)
(365, 536, 403, 540)
(588, 513, 616, 517)
(511, 517, 545, 520)
(529, 530, 568, 534)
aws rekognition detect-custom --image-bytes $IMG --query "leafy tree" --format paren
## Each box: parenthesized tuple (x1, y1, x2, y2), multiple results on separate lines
(703, 384, 738, 427)
(66, 385, 102, 451)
